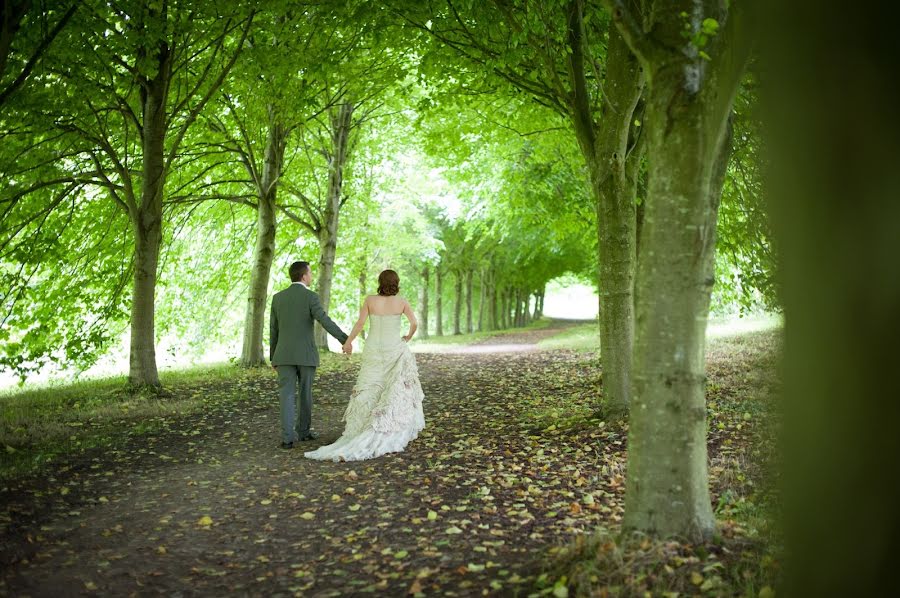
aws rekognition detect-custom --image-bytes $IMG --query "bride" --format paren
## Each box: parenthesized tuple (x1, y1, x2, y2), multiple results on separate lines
(304, 269, 425, 462)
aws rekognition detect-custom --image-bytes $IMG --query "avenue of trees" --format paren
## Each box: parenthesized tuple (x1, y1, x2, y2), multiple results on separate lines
(9, 1, 891, 592)
(2, 0, 770, 539)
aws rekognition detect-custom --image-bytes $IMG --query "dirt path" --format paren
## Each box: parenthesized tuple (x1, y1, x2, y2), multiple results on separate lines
(1, 321, 623, 597)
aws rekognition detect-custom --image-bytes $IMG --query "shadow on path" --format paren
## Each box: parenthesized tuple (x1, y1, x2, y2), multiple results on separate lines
(1, 320, 617, 597)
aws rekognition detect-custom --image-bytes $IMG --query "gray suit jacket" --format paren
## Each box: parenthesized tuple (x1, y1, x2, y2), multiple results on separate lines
(269, 284, 348, 367)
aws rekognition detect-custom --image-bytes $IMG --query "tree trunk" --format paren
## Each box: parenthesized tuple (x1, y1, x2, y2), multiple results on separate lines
(240, 113, 285, 367)
(612, 0, 751, 541)
(487, 271, 498, 331)
(453, 269, 462, 335)
(465, 268, 474, 333)
(418, 264, 429, 340)
(128, 36, 172, 388)
(764, 3, 900, 592)
(567, 13, 645, 415)
(314, 102, 354, 350)
(129, 211, 162, 388)
(358, 264, 367, 340)
(477, 268, 486, 332)
(435, 264, 444, 336)
(513, 288, 522, 327)
(501, 288, 509, 329)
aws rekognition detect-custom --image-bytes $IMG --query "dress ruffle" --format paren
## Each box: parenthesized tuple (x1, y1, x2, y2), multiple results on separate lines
(305, 315, 425, 462)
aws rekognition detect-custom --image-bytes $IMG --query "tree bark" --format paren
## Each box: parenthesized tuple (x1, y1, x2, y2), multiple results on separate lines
(465, 268, 474, 333)
(240, 113, 285, 367)
(514, 288, 522, 327)
(314, 102, 354, 350)
(435, 263, 444, 336)
(477, 268, 486, 332)
(129, 210, 162, 388)
(566, 10, 645, 415)
(487, 270, 498, 331)
(128, 25, 172, 388)
(418, 264, 429, 339)
(609, 0, 752, 541)
(453, 269, 462, 335)
(500, 287, 509, 329)
(358, 263, 367, 340)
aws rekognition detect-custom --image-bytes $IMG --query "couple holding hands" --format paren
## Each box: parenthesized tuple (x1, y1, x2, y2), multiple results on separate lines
(269, 261, 425, 461)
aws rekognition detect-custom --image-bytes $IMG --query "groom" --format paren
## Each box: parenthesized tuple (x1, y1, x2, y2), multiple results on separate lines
(270, 261, 349, 449)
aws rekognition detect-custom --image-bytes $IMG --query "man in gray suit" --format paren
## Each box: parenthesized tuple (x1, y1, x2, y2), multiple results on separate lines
(270, 261, 349, 449)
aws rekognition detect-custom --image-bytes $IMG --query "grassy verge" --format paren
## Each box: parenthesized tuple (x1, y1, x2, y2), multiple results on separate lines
(409, 318, 552, 352)
(0, 353, 351, 479)
(536, 322, 600, 352)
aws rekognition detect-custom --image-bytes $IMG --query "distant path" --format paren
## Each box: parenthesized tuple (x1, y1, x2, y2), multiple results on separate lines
(1, 320, 621, 597)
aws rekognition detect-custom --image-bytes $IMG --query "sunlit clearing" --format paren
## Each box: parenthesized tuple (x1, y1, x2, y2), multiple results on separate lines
(543, 276, 599, 320)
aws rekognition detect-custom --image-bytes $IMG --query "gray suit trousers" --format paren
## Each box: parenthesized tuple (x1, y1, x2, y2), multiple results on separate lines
(276, 365, 316, 442)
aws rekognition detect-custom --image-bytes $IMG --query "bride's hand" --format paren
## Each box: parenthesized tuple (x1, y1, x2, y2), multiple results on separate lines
(402, 334, 412, 342)
(342, 341, 353, 354)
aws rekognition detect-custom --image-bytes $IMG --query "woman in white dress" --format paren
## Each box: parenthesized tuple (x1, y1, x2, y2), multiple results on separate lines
(304, 269, 425, 462)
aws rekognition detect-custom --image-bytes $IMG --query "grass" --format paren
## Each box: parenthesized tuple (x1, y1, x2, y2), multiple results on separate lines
(0, 353, 351, 479)
(535, 313, 782, 353)
(537, 322, 600, 352)
(409, 317, 551, 352)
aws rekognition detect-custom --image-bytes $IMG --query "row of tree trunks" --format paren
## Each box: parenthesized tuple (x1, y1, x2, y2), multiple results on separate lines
(416, 264, 542, 336)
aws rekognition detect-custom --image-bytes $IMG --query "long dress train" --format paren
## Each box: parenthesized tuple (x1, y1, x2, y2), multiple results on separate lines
(304, 314, 425, 461)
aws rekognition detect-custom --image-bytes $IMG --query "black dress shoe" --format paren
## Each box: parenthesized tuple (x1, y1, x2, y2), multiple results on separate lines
(280, 441, 294, 449)
(298, 432, 319, 441)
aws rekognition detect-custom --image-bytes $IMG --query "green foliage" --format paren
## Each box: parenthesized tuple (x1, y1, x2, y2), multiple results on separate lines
(0, 1, 777, 383)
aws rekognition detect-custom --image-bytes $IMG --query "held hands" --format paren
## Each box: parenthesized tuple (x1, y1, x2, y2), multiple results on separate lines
(402, 334, 412, 342)
(342, 340, 353, 354)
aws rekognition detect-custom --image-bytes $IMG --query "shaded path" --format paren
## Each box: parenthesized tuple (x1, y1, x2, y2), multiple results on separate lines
(1, 321, 621, 597)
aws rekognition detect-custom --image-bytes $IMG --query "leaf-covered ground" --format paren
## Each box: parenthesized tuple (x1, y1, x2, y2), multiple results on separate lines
(0, 320, 779, 596)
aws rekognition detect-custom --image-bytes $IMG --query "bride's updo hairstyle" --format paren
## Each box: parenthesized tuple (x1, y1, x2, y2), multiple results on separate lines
(377, 269, 400, 296)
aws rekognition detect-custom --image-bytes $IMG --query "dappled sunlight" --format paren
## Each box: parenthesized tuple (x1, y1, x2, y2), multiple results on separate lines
(707, 313, 782, 339)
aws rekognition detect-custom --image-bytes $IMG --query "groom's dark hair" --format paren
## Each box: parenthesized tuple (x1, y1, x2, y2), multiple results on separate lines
(290, 261, 310, 282)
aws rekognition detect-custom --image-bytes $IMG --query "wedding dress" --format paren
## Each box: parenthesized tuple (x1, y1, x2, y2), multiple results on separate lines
(304, 314, 425, 462)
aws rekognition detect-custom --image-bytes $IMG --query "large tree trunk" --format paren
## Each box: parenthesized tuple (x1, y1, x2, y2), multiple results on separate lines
(128, 36, 172, 388)
(465, 268, 473, 333)
(418, 264, 429, 340)
(240, 114, 285, 367)
(567, 12, 644, 415)
(453, 269, 462, 335)
(314, 102, 354, 350)
(764, 2, 900, 593)
(435, 264, 444, 336)
(129, 210, 162, 388)
(611, 0, 752, 541)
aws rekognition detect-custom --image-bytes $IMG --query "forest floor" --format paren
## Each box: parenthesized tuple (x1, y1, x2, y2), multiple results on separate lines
(0, 319, 781, 597)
